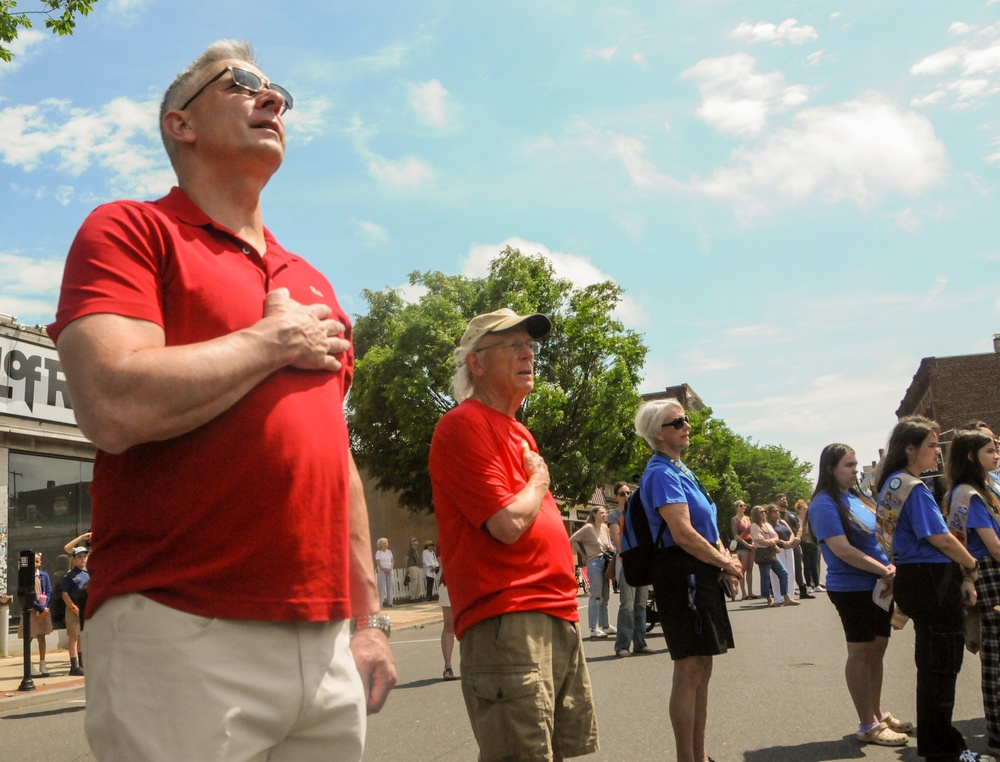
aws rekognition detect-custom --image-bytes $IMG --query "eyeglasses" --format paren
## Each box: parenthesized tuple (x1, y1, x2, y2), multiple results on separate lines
(473, 339, 540, 354)
(661, 415, 690, 430)
(181, 66, 293, 115)
(617, 489, 631, 497)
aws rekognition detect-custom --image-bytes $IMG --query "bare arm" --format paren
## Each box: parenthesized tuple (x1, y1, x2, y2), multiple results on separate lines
(484, 440, 550, 545)
(823, 535, 894, 579)
(610, 522, 622, 554)
(975, 527, 1000, 563)
(55, 288, 349, 454)
(926, 532, 978, 570)
(346, 452, 397, 714)
(659, 503, 742, 579)
(64, 532, 92, 554)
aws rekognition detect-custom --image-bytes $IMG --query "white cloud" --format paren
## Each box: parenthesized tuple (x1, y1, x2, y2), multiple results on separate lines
(105, 0, 153, 19)
(681, 53, 810, 136)
(356, 220, 389, 246)
(691, 95, 948, 219)
(910, 26, 1000, 107)
(460, 237, 649, 326)
(366, 155, 435, 188)
(589, 95, 947, 220)
(724, 324, 782, 339)
(806, 50, 826, 66)
(729, 19, 819, 46)
(410, 79, 449, 126)
(887, 207, 922, 231)
(587, 47, 617, 61)
(0, 295, 57, 324)
(950, 22, 976, 36)
(0, 252, 64, 294)
(683, 348, 737, 372)
(0, 96, 173, 198)
(921, 274, 949, 307)
(284, 96, 331, 143)
(911, 90, 948, 107)
(0, 29, 46, 76)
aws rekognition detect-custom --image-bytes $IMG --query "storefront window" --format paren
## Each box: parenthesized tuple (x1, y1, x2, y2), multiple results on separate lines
(6, 452, 93, 629)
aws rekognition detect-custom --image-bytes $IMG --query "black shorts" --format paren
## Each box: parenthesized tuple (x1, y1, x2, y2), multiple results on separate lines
(651, 546, 734, 661)
(827, 589, 893, 642)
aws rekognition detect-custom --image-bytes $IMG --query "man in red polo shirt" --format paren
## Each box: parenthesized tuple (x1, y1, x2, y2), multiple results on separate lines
(48, 40, 394, 761)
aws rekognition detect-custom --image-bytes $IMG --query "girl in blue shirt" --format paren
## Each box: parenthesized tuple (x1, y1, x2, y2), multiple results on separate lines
(875, 416, 980, 762)
(806, 443, 909, 746)
(943, 429, 1000, 755)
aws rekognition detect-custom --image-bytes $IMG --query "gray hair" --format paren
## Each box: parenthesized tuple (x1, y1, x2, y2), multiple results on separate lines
(450, 344, 476, 403)
(634, 398, 683, 449)
(376, 537, 388, 548)
(159, 40, 257, 169)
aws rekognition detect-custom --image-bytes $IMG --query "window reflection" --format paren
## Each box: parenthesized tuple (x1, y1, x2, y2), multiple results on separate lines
(6, 452, 93, 629)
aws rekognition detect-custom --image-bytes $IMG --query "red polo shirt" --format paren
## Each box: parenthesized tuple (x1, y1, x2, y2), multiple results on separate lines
(49, 188, 354, 622)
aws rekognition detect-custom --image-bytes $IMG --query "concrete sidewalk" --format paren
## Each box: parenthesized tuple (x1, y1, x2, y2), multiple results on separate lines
(0, 597, 445, 705)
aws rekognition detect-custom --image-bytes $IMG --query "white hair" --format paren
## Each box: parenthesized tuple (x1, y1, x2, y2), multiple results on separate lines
(450, 345, 475, 403)
(634, 398, 683, 449)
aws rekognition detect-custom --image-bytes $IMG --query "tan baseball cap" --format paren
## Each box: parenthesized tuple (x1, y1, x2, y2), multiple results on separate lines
(457, 308, 551, 353)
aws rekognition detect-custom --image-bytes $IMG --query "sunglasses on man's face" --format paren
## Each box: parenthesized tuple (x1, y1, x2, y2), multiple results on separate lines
(181, 66, 294, 115)
(661, 415, 690, 430)
(617, 490, 631, 497)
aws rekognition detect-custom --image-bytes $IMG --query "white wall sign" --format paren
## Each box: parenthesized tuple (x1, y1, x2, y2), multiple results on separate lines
(0, 336, 76, 425)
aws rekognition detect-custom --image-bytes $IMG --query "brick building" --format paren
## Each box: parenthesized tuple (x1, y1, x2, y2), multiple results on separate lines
(895, 335, 1000, 436)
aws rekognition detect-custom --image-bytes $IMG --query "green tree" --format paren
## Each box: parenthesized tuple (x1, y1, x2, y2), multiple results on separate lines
(348, 247, 648, 513)
(1, 1, 97, 62)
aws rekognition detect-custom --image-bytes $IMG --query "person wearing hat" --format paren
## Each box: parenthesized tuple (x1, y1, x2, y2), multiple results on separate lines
(61, 547, 90, 676)
(422, 541, 440, 600)
(429, 308, 599, 761)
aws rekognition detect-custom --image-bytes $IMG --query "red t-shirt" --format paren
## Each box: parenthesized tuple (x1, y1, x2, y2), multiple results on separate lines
(48, 188, 354, 622)
(428, 399, 578, 638)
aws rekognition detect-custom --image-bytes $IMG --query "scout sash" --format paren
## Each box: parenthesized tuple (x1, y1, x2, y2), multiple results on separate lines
(943, 483, 1000, 546)
(876, 472, 923, 562)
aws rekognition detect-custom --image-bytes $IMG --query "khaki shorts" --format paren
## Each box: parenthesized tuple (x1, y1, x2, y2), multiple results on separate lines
(66, 607, 82, 638)
(460, 611, 599, 761)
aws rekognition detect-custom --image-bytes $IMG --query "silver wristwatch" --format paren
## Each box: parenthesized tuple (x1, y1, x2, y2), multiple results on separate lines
(354, 614, 391, 638)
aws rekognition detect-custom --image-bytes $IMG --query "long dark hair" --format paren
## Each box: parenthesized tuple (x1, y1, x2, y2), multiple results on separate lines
(809, 444, 870, 539)
(945, 429, 1000, 511)
(874, 416, 940, 493)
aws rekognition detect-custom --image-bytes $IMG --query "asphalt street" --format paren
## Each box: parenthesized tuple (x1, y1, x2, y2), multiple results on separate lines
(0, 593, 990, 762)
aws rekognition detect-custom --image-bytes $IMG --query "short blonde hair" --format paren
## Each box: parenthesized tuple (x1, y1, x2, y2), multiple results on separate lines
(159, 39, 257, 170)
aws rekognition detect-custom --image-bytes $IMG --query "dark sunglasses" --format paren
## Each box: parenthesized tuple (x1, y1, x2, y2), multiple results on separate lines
(617, 489, 631, 497)
(181, 66, 293, 115)
(661, 415, 690, 430)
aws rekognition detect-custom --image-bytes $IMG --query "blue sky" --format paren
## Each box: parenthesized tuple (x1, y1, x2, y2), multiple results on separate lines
(2, 0, 998, 477)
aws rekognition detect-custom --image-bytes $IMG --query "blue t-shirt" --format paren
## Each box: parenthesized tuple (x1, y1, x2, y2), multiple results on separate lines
(882, 472, 950, 564)
(965, 492, 1000, 562)
(809, 491, 888, 592)
(60, 567, 90, 605)
(639, 453, 720, 548)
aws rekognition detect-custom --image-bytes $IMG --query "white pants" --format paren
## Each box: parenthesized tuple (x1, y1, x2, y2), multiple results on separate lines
(84, 594, 366, 761)
(770, 546, 798, 604)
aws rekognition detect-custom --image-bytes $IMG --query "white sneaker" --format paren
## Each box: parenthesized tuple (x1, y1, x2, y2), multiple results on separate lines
(603, 625, 617, 635)
(814, 584, 826, 592)
(591, 628, 607, 639)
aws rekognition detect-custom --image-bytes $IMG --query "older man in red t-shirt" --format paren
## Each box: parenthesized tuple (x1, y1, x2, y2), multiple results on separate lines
(429, 308, 599, 761)
(48, 40, 394, 761)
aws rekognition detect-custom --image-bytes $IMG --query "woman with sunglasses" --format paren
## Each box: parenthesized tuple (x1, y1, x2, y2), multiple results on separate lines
(806, 443, 909, 747)
(635, 399, 742, 762)
(750, 505, 799, 607)
(730, 500, 757, 600)
(876, 416, 982, 762)
(942, 429, 1000, 756)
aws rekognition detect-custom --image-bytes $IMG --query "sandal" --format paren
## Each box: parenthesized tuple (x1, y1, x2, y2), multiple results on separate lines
(443, 667, 457, 681)
(856, 722, 907, 747)
(880, 712, 914, 733)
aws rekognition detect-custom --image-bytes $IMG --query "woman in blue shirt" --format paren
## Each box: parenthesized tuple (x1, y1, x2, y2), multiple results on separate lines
(875, 416, 981, 762)
(943, 429, 1000, 756)
(635, 399, 743, 762)
(807, 443, 909, 747)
